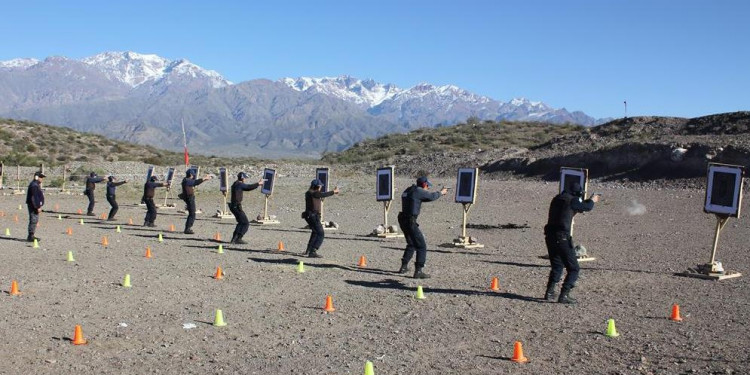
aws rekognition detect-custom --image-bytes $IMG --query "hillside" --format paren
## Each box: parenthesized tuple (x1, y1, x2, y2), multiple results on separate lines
(324, 112, 750, 182)
(0, 118, 264, 167)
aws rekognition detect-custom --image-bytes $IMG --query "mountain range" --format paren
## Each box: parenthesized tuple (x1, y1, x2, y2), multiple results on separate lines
(0, 51, 605, 157)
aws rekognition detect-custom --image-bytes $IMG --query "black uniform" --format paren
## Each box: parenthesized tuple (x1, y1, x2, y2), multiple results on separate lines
(84, 175, 105, 215)
(303, 188, 335, 256)
(398, 184, 442, 274)
(143, 180, 167, 227)
(26, 177, 45, 241)
(180, 175, 206, 234)
(544, 187, 595, 302)
(229, 180, 260, 243)
(106, 179, 127, 220)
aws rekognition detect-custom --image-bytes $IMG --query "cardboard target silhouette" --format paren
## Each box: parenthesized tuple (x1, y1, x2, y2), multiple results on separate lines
(261, 168, 276, 195)
(219, 168, 228, 193)
(376, 167, 394, 202)
(316, 167, 330, 193)
(455, 168, 479, 204)
(214, 167, 233, 218)
(559, 167, 588, 196)
(704, 164, 743, 217)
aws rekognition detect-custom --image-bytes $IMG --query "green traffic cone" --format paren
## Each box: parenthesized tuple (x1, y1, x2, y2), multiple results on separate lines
(4, 228, 9, 236)
(58, 214, 62, 220)
(67, 251, 75, 262)
(217, 244, 224, 254)
(213, 309, 227, 326)
(33, 239, 40, 249)
(415, 285, 426, 300)
(158, 233, 163, 242)
(116, 225, 121, 233)
(122, 274, 132, 288)
(18, 204, 22, 210)
(605, 319, 619, 337)
(364, 360, 375, 375)
(296, 261, 305, 273)
(79, 218, 85, 225)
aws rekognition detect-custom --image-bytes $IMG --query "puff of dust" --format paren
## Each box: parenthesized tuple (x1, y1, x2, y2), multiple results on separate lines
(626, 199, 646, 215)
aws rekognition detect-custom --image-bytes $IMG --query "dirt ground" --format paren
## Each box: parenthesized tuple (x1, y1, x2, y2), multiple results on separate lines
(0, 174, 748, 375)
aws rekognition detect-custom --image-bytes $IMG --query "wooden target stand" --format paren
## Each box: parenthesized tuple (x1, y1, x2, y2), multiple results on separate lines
(251, 194, 280, 225)
(677, 214, 742, 280)
(12, 166, 24, 195)
(157, 186, 177, 209)
(214, 192, 234, 219)
(320, 200, 337, 231)
(452, 203, 484, 248)
(539, 219, 596, 262)
(375, 200, 403, 238)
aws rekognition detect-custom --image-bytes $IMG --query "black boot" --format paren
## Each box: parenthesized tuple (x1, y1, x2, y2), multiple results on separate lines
(558, 286, 577, 304)
(233, 237, 247, 245)
(27, 234, 38, 242)
(184, 228, 194, 235)
(397, 262, 409, 274)
(229, 234, 238, 244)
(544, 282, 557, 301)
(308, 249, 322, 258)
(413, 267, 430, 279)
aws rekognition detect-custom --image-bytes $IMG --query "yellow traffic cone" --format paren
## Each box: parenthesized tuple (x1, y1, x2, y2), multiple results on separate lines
(116, 225, 121, 233)
(415, 285, 426, 300)
(158, 233, 163, 242)
(122, 274, 132, 288)
(67, 251, 75, 262)
(364, 360, 375, 375)
(33, 239, 40, 248)
(80, 218, 85, 225)
(605, 319, 619, 337)
(217, 244, 224, 254)
(58, 214, 62, 220)
(296, 260, 305, 273)
(4, 228, 9, 236)
(213, 309, 227, 326)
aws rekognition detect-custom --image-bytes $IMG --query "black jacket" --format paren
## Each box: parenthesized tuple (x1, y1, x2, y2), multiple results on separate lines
(143, 181, 166, 199)
(305, 189, 334, 214)
(85, 176, 105, 191)
(181, 177, 205, 197)
(545, 191, 595, 234)
(26, 180, 44, 209)
(400, 185, 441, 217)
(106, 181, 126, 196)
(230, 181, 260, 204)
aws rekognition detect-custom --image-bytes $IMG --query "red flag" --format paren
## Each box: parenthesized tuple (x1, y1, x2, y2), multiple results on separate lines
(181, 118, 189, 167)
(183, 146, 189, 167)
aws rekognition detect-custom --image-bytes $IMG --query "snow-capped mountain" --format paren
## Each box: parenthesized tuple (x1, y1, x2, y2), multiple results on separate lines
(0, 51, 603, 157)
(281, 76, 402, 107)
(0, 58, 40, 70)
(82, 51, 231, 88)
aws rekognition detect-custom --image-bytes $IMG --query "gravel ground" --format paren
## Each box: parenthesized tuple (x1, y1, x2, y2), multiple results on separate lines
(0, 171, 748, 375)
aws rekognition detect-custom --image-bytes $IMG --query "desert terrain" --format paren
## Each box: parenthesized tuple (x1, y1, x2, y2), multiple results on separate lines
(0, 173, 748, 375)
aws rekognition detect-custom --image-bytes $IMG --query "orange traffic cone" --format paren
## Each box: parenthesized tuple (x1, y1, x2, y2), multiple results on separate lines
(510, 341, 529, 363)
(0, 211, 4, 217)
(323, 295, 336, 312)
(9, 280, 20, 296)
(490, 277, 500, 291)
(214, 232, 222, 241)
(670, 304, 683, 322)
(77, 209, 83, 214)
(54, 204, 60, 211)
(214, 266, 224, 280)
(128, 218, 134, 225)
(145, 246, 153, 258)
(100, 213, 106, 220)
(102, 236, 109, 247)
(13, 214, 18, 222)
(66, 227, 73, 236)
(72, 325, 88, 345)
(357, 255, 367, 268)
(169, 224, 175, 232)
(277, 241, 285, 251)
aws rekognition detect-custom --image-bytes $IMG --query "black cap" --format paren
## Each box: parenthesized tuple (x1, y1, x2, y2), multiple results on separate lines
(34, 171, 46, 178)
(569, 182, 583, 196)
(416, 176, 432, 187)
(90, 172, 97, 177)
(311, 179, 323, 187)
(238, 172, 248, 180)
(108, 176, 115, 182)
(150, 175, 158, 181)
(186, 169, 195, 177)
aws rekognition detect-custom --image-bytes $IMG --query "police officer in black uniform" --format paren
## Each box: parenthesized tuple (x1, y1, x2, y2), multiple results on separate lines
(143, 176, 169, 227)
(84, 172, 105, 216)
(106, 176, 128, 221)
(397, 176, 448, 279)
(543, 182, 599, 304)
(228, 172, 265, 244)
(26, 171, 45, 242)
(302, 179, 339, 258)
(180, 169, 212, 234)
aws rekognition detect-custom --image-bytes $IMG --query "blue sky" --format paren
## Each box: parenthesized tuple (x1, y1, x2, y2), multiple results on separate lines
(2, 0, 748, 119)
